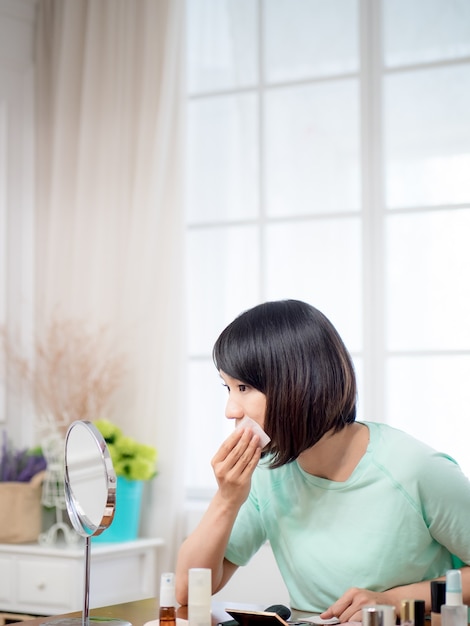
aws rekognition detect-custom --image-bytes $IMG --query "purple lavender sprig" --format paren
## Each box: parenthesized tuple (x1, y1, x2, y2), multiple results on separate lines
(0, 431, 47, 482)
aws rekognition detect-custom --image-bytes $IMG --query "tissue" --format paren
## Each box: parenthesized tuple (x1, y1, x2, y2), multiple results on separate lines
(236, 416, 271, 448)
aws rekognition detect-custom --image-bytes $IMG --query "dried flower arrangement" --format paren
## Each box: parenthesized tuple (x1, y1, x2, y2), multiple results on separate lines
(1, 316, 126, 438)
(1, 317, 130, 544)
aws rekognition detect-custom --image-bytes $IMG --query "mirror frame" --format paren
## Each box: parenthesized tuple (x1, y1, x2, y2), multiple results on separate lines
(64, 420, 117, 538)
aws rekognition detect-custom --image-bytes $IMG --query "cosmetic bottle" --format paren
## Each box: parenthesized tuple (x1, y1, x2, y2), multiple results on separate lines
(159, 572, 176, 626)
(362, 606, 384, 626)
(414, 600, 425, 626)
(431, 580, 447, 626)
(364, 604, 395, 626)
(441, 570, 468, 626)
(188, 568, 211, 626)
(401, 599, 415, 626)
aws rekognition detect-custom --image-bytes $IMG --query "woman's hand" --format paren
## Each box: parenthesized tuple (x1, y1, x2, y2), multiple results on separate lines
(321, 587, 398, 623)
(175, 422, 263, 605)
(211, 426, 262, 508)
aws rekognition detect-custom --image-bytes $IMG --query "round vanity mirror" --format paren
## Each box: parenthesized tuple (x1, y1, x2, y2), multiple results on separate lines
(64, 420, 116, 537)
(43, 420, 130, 626)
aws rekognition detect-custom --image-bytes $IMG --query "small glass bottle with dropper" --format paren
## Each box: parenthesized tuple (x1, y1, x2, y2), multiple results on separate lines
(159, 572, 176, 626)
(441, 569, 468, 626)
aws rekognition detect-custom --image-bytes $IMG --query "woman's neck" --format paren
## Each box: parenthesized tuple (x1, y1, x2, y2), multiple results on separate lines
(296, 422, 369, 482)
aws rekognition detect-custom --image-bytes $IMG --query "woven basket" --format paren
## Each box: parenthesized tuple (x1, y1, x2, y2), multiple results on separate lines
(0, 471, 46, 543)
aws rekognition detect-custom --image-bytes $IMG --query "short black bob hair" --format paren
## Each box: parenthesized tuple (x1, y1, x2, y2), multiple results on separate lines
(213, 299, 357, 468)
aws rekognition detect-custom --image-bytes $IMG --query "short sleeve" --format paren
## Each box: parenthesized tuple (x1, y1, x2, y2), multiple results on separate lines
(418, 452, 470, 564)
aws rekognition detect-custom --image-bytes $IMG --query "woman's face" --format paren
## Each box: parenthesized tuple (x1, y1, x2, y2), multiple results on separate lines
(219, 370, 267, 429)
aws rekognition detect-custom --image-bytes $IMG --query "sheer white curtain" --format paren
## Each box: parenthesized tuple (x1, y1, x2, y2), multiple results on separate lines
(35, 0, 186, 569)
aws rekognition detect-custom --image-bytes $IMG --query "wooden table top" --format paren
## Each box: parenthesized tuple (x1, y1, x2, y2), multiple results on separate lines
(9, 598, 262, 626)
(11, 599, 470, 626)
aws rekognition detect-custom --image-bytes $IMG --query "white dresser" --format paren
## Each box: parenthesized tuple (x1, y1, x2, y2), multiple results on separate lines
(0, 538, 164, 616)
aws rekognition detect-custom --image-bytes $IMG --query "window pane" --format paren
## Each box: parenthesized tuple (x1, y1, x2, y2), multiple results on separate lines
(386, 209, 470, 351)
(186, 225, 260, 355)
(186, 94, 259, 224)
(185, 360, 232, 491)
(186, 0, 258, 94)
(383, 0, 470, 67)
(264, 80, 360, 217)
(263, 0, 358, 82)
(265, 218, 362, 352)
(384, 64, 470, 208)
(386, 355, 470, 478)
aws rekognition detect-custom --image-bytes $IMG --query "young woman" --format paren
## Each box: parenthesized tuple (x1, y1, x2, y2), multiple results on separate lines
(175, 300, 470, 621)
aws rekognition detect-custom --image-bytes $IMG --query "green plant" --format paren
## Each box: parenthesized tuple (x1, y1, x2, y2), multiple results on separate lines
(93, 419, 157, 481)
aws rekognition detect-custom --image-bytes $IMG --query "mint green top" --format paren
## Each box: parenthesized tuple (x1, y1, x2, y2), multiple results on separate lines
(225, 422, 470, 611)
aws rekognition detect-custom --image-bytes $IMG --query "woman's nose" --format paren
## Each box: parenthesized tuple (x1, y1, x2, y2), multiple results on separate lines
(225, 397, 244, 419)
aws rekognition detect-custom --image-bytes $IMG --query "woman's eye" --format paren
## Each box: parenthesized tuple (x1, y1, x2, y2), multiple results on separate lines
(238, 384, 247, 392)
(221, 383, 229, 392)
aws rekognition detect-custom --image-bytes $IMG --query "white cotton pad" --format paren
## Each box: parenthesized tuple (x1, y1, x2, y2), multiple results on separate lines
(304, 617, 340, 625)
(236, 416, 271, 448)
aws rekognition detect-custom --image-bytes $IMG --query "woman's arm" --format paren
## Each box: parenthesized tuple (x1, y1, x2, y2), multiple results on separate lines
(321, 566, 470, 623)
(175, 427, 261, 605)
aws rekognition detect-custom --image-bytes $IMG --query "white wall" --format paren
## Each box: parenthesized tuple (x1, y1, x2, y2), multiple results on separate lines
(212, 543, 290, 608)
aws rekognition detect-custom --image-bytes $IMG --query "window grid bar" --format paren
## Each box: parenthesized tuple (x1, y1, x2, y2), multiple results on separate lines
(383, 54, 470, 75)
(360, 0, 386, 423)
(187, 72, 361, 102)
(258, 0, 267, 303)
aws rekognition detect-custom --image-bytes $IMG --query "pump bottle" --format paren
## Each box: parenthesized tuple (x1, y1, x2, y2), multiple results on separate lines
(159, 572, 176, 626)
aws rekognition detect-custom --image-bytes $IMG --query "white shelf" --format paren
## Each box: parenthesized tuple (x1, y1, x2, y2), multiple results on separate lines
(0, 538, 164, 616)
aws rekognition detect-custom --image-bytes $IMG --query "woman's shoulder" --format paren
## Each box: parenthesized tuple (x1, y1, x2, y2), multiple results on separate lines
(366, 419, 433, 449)
(364, 420, 462, 478)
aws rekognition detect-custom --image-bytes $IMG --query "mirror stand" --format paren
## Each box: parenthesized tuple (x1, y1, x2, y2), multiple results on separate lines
(42, 421, 132, 626)
(84, 535, 91, 624)
(42, 535, 131, 626)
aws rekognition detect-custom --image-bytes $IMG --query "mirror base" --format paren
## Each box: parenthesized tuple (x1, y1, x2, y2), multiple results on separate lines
(41, 618, 132, 626)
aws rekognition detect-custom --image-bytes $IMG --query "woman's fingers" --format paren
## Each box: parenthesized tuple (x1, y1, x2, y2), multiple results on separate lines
(211, 427, 261, 502)
(213, 427, 259, 468)
(321, 588, 391, 623)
